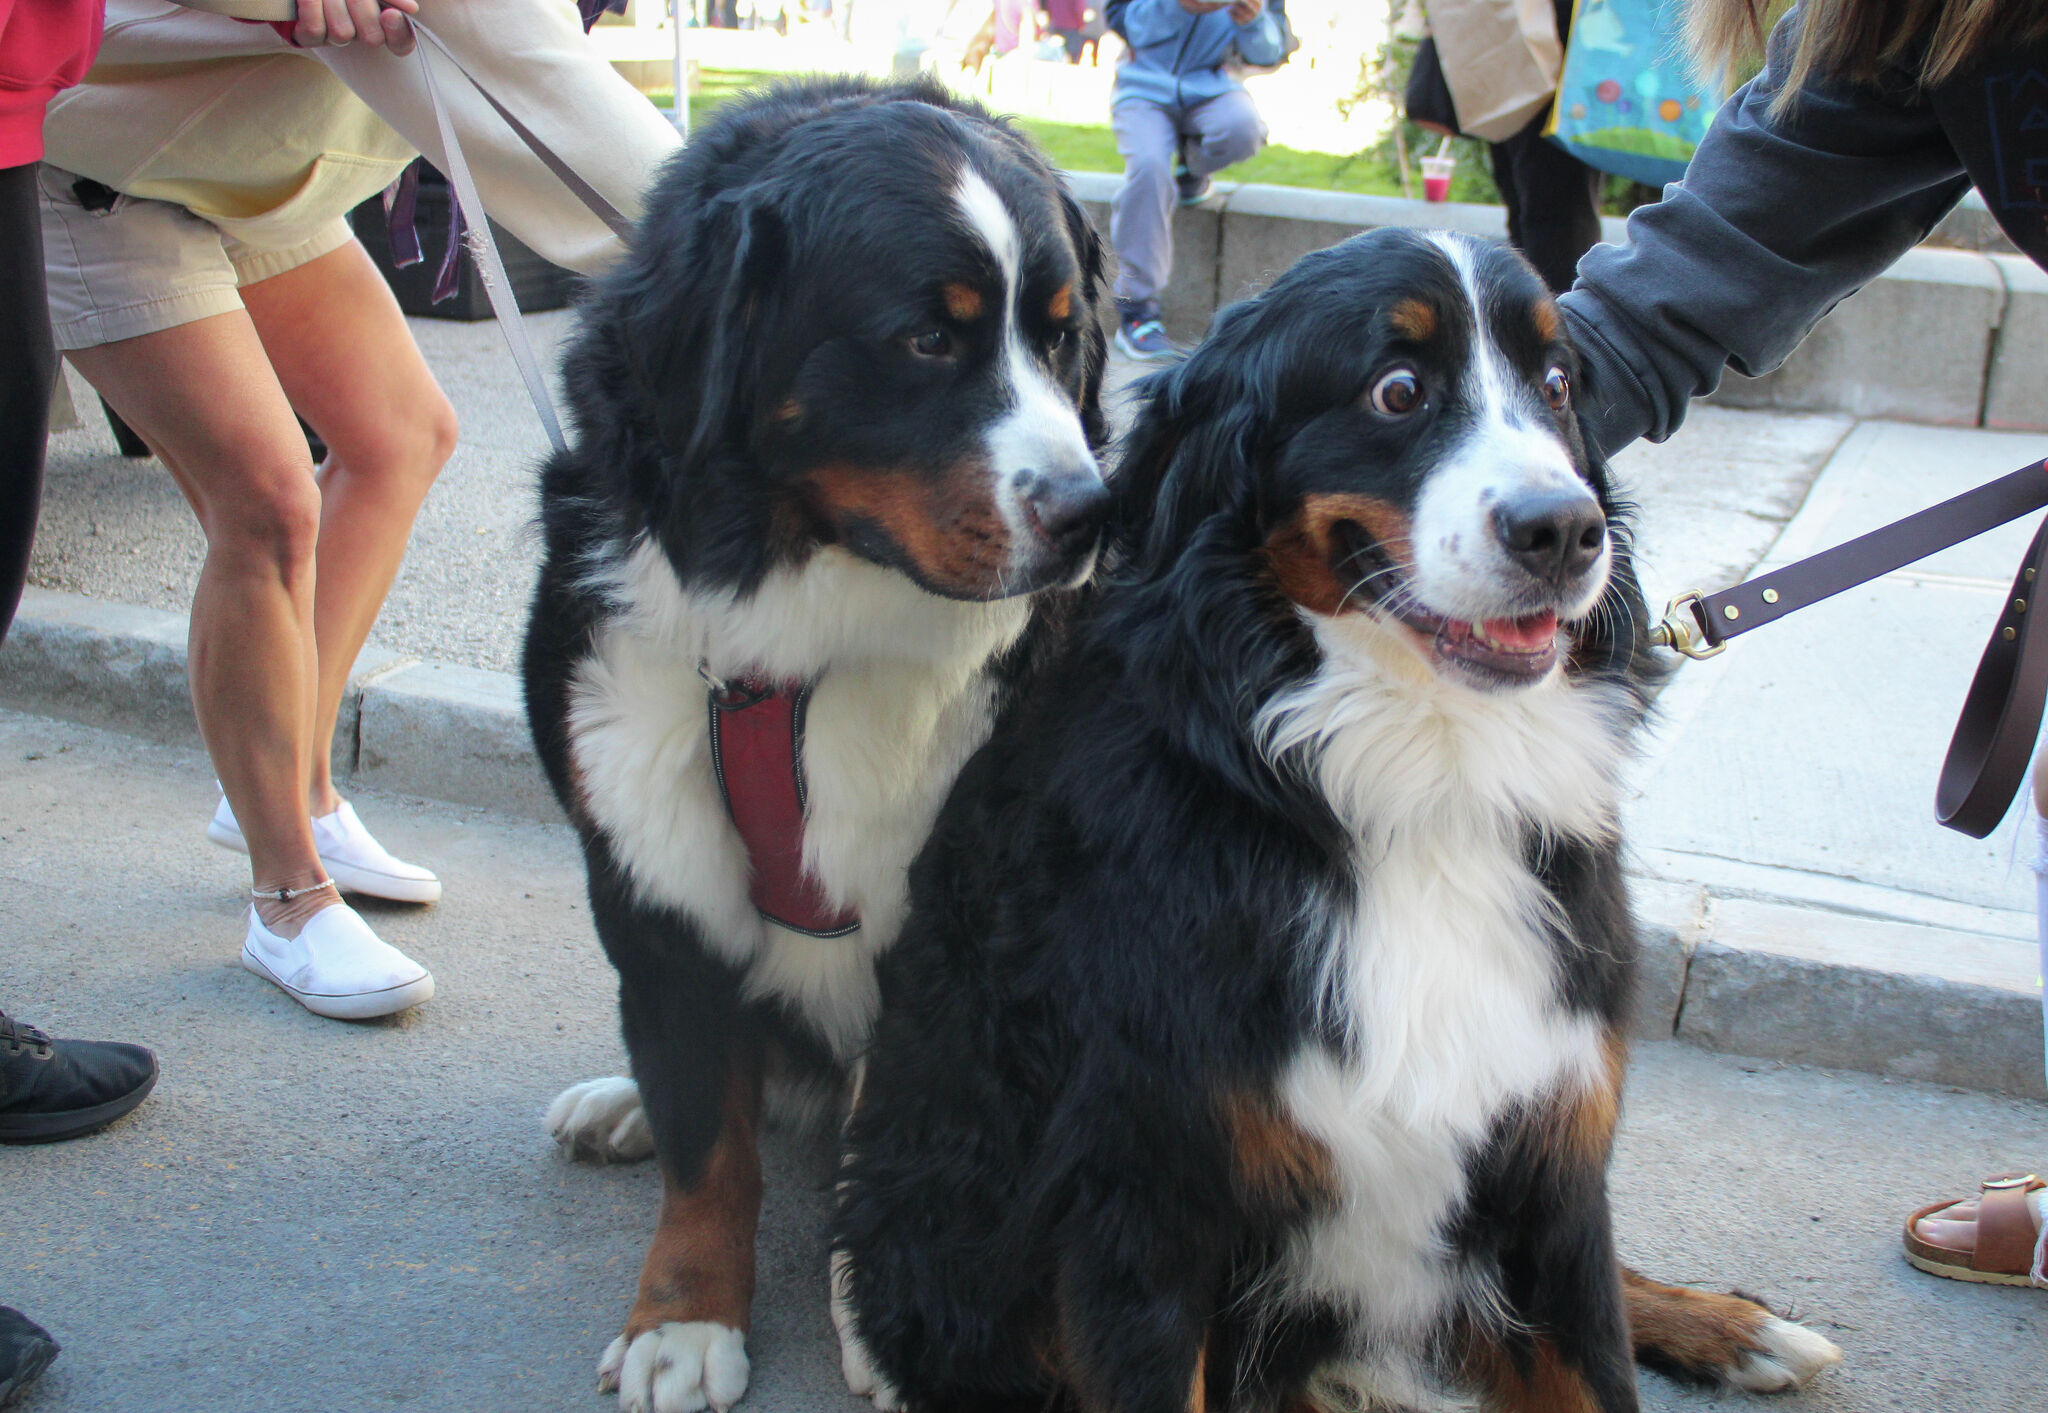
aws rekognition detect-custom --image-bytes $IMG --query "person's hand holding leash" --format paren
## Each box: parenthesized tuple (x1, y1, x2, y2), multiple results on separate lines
(294, 0, 416, 55)
(1227, 0, 1264, 22)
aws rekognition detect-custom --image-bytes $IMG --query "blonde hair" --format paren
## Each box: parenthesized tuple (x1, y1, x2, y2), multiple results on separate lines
(1686, 0, 2048, 102)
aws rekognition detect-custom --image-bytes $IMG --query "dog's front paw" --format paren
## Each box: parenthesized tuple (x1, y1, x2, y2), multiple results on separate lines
(545, 1075, 653, 1162)
(1624, 1271, 1842, 1393)
(1729, 1314, 1843, 1393)
(599, 1322, 749, 1413)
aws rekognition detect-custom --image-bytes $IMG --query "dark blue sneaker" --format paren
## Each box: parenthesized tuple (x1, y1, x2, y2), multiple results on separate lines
(1115, 313, 1179, 362)
(1175, 165, 1213, 206)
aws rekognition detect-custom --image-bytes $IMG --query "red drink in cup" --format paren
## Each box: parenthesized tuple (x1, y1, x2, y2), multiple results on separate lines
(1421, 153, 1455, 202)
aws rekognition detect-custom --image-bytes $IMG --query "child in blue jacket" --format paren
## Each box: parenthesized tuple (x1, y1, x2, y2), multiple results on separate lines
(1104, 0, 1284, 359)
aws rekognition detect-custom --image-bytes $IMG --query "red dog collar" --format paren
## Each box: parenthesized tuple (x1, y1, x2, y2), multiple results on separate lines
(706, 671, 861, 938)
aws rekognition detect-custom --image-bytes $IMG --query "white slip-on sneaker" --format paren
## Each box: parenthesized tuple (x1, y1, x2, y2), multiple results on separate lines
(208, 794, 442, 904)
(311, 801, 442, 904)
(240, 904, 435, 1020)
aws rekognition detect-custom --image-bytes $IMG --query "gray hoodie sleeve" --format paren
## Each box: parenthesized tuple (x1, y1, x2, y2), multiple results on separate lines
(1558, 10, 1972, 459)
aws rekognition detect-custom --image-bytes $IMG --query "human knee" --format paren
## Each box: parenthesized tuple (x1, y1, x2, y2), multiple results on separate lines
(1202, 121, 1265, 171)
(417, 389, 459, 477)
(207, 465, 323, 576)
(332, 386, 458, 491)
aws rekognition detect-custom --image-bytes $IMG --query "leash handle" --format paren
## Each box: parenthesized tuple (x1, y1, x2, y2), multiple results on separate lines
(1937, 517, 2048, 837)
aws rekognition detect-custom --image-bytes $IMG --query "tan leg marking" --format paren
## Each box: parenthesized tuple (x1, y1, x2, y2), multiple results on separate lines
(1551, 1030, 1627, 1170)
(625, 1062, 764, 1340)
(1619, 1268, 1771, 1380)
(1466, 1334, 1603, 1413)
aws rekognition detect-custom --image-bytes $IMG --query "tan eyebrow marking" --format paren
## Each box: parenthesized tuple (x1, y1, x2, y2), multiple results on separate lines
(1388, 298, 1436, 341)
(1532, 297, 1562, 344)
(1047, 283, 1073, 322)
(943, 282, 984, 321)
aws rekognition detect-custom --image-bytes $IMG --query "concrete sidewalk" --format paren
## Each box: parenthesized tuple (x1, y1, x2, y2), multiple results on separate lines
(4, 707, 2045, 1413)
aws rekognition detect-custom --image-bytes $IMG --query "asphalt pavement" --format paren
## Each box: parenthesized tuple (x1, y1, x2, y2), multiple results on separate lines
(4, 708, 2046, 1413)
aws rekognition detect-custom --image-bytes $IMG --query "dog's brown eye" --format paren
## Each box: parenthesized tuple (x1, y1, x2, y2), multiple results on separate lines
(908, 329, 954, 359)
(1369, 368, 1422, 416)
(1543, 367, 1570, 410)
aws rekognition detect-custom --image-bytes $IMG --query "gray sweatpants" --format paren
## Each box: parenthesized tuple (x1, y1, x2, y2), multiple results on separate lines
(1110, 89, 1267, 311)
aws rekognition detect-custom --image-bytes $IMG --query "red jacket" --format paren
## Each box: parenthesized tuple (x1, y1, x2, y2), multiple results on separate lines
(0, 0, 103, 167)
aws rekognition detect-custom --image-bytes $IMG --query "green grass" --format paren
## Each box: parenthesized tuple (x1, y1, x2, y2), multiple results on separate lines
(1010, 118, 1451, 200)
(651, 70, 1556, 209)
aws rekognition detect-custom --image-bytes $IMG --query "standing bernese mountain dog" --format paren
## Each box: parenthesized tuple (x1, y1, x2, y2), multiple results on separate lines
(521, 76, 1112, 1413)
(831, 229, 1842, 1413)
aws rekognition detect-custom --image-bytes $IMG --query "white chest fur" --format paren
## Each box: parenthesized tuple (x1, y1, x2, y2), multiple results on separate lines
(566, 542, 1029, 1057)
(1255, 613, 1630, 1350)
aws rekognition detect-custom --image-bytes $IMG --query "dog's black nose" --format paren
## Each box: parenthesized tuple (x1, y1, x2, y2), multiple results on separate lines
(1492, 489, 1606, 586)
(1022, 469, 1111, 547)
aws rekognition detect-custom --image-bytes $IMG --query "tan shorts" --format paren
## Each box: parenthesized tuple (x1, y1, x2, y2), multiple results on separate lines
(38, 163, 357, 352)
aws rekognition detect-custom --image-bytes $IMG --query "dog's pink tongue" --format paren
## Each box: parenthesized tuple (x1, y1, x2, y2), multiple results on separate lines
(1482, 611, 1558, 652)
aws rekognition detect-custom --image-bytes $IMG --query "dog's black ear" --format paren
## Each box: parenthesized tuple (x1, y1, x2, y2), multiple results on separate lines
(1110, 298, 1278, 580)
(1060, 190, 1113, 452)
(622, 186, 789, 473)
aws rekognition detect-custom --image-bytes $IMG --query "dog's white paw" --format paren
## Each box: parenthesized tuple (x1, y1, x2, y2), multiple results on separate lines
(830, 1249, 902, 1410)
(1730, 1315, 1843, 1392)
(599, 1322, 749, 1413)
(545, 1075, 654, 1162)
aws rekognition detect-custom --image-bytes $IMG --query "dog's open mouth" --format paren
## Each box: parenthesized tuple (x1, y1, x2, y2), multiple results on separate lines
(1335, 523, 1562, 686)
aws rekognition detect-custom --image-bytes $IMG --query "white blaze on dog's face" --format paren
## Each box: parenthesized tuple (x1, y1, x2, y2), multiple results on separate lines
(1258, 230, 1614, 691)
(1408, 233, 1610, 627)
(765, 122, 1110, 604)
(953, 168, 1108, 593)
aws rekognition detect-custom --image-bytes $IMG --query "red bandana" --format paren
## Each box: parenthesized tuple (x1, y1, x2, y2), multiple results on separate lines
(707, 675, 861, 938)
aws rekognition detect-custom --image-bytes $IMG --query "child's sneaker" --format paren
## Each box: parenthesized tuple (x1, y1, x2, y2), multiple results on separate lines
(1115, 312, 1179, 363)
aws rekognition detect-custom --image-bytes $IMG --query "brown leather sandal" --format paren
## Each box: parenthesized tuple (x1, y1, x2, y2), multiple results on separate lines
(1903, 1173, 2048, 1288)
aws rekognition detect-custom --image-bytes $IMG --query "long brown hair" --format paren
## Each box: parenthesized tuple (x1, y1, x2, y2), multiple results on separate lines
(1687, 0, 2048, 99)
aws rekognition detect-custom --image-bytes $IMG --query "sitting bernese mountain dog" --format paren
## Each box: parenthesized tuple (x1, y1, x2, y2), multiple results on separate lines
(521, 76, 1111, 1413)
(831, 229, 1842, 1413)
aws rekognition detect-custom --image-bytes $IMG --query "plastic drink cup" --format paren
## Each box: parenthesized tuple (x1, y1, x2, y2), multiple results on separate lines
(1421, 153, 1455, 202)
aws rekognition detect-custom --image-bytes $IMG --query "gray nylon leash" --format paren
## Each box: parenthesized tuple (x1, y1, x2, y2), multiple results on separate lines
(410, 18, 570, 455)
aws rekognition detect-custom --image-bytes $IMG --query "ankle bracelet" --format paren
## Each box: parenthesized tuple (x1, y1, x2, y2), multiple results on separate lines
(254, 878, 338, 903)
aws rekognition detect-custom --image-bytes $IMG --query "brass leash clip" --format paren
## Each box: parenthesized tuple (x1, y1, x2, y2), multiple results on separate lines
(1649, 591, 1726, 661)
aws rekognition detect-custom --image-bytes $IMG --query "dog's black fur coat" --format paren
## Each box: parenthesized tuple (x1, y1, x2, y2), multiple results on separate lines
(520, 75, 1111, 1359)
(835, 230, 1664, 1413)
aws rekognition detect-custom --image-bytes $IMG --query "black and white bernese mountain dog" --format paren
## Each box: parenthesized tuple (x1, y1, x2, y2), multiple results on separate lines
(521, 76, 1112, 1413)
(831, 229, 1843, 1413)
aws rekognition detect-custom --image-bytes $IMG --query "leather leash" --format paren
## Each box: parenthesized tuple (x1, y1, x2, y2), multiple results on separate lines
(1651, 457, 2048, 838)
